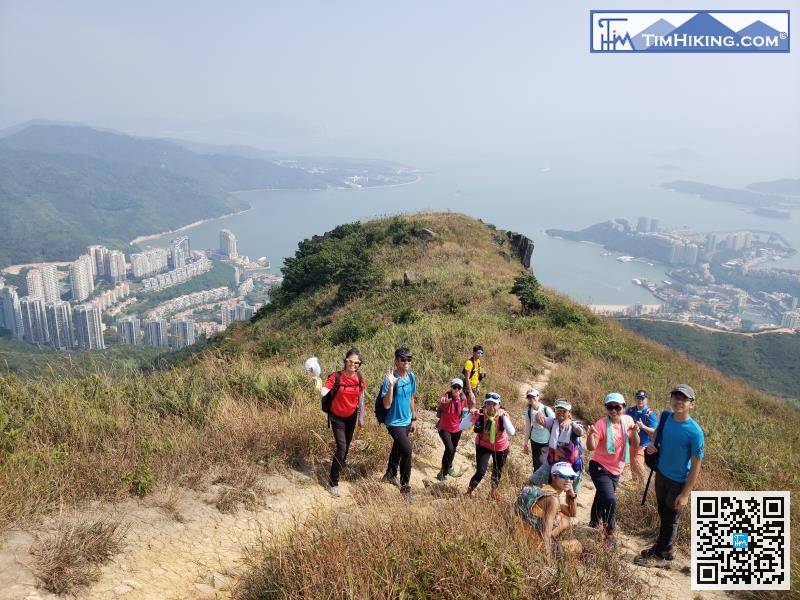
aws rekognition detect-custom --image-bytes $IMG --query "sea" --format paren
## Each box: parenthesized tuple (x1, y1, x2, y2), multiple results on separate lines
(144, 155, 800, 306)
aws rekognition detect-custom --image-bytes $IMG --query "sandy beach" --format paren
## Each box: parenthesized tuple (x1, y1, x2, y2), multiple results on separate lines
(129, 208, 253, 246)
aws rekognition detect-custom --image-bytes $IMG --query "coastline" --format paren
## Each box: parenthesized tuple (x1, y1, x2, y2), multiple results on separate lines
(129, 208, 253, 246)
(230, 174, 423, 194)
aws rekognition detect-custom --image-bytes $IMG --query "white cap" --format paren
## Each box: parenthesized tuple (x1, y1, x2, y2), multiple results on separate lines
(550, 462, 577, 478)
(450, 378, 464, 388)
(526, 389, 540, 398)
(483, 392, 501, 405)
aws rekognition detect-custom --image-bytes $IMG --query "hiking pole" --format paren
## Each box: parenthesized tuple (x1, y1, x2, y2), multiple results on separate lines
(641, 469, 654, 505)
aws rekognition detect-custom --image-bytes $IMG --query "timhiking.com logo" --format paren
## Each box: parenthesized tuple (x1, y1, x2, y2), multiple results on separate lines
(590, 10, 790, 53)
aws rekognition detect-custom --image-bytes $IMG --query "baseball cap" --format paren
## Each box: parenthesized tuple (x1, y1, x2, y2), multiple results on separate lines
(526, 389, 540, 398)
(483, 392, 501, 405)
(550, 462, 577, 479)
(394, 347, 412, 359)
(450, 378, 464, 388)
(635, 390, 648, 399)
(670, 384, 696, 400)
(553, 400, 572, 411)
(604, 392, 626, 405)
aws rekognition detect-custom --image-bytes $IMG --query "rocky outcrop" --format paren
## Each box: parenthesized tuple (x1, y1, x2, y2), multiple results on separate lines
(506, 232, 534, 269)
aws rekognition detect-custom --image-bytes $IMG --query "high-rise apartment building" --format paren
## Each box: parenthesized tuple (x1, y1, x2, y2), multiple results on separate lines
(130, 248, 169, 278)
(40, 265, 60, 303)
(117, 316, 141, 345)
(170, 318, 196, 349)
(19, 296, 49, 344)
(88, 245, 110, 277)
(46, 301, 74, 350)
(170, 236, 190, 269)
(219, 229, 238, 259)
(105, 251, 127, 284)
(74, 304, 105, 350)
(70, 255, 95, 302)
(26, 269, 44, 299)
(0, 286, 24, 339)
(637, 217, 650, 233)
(143, 318, 169, 347)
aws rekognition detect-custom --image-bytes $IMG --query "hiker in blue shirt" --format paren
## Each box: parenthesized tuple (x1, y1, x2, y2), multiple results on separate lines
(635, 384, 704, 568)
(378, 347, 417, 498)
(626, 390, 658, 485)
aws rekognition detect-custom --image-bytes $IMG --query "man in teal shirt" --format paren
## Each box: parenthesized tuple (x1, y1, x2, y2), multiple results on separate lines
(379, 347, 417, 498)
(636, 384, 704, 567)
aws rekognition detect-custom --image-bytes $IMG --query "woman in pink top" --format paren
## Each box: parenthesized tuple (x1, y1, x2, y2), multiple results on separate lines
(435, 378, 470, 481)
(461, 392, 516, 500)
(586, 392, 640, 545)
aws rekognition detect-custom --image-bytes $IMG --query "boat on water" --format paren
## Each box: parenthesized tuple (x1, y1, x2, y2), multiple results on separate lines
(617, 256, 635, 263)
(632, 278, 642, 285)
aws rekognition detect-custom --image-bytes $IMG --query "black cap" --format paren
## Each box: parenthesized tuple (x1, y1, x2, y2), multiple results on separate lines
(473, 345, 484, 353)
(635, 390, 648, 399)
(395, 347, 412, 359)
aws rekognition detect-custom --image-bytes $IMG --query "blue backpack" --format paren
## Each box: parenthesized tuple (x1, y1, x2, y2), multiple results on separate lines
(375, 372, 416, 424)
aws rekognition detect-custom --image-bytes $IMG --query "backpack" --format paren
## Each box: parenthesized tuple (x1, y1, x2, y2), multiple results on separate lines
(375, 372, 416, 424)
(321, 371, 363, 420)
(515, 485, 558, 527)
(644, 410, 671, 471)
(462, 359, 484, 386)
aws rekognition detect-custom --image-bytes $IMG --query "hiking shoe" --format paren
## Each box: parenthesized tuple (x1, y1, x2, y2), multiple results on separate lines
(640, 546, 674, 561)
(327, 485, 340, 498)
(634, 554, 670, 569)
(640, 546, 659, 558)
(447, 467, 461, 478)
(400, 485, 413, 500)
(381, 473, 401, 487)
(435, 471, 447, 482)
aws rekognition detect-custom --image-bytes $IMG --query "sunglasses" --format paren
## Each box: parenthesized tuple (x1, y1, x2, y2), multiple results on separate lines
(398, 358, 412, 363)
(554, 473, 576, 481)
(345, 360, 362, 366)
(452, 384, 463, 389)
(606, 404, 623, 411)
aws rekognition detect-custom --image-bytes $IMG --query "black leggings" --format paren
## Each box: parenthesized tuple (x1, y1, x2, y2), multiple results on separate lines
(438, 430, 462, 473)
(386, 425, 413, 488)
(588, 460, 620, 533)
(329, 411, 357, 487)
(469, 445, 508, 490)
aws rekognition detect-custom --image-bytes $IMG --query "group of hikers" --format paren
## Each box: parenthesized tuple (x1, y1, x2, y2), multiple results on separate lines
(314, 344, 705, 567)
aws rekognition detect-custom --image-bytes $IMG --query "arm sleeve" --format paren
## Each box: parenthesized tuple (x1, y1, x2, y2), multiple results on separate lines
(692, 428, 705, 459)
(571, 421, 585, 437)
(543, 416, 555, 428)
(648, 411, 659, 428)
(546, 406, 555, 419)
(321, 372, 336, 395)
(502, 414, 516, 436)
(379, 376, 390, 397)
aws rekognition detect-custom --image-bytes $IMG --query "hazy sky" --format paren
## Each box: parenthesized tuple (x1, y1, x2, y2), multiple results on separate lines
(1, 1, 798, 173)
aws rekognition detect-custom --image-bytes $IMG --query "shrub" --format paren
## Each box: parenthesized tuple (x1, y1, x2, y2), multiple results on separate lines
(545, 298, 592, 329)
(394, 308, 422, 325)
(329, 314, 379, 346)
(510, 273, 547, 313)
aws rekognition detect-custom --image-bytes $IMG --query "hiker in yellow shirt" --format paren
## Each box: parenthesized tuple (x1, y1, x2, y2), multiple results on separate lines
(463, 345, 486, 405)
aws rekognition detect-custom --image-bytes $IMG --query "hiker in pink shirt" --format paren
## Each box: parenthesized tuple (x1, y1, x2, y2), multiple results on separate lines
(435, 378, 470, 481)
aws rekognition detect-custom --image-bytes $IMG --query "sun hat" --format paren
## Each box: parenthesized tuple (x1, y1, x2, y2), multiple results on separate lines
(526, 389, 540, 398)
(553, 400, 572, 411)
(635, 390, 648, 399)
(450, 378, 464, 388)
(483, 392, 501, 405)
(670, 383, 696, 400)
(604, 392, 626, 405)
(550, 462, 577, 478)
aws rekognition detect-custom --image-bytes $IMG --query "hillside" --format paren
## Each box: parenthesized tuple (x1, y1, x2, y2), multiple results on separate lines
(0, 213, 797, 597)
(0, 147, 248, 266)
(620, 318, 800, 403)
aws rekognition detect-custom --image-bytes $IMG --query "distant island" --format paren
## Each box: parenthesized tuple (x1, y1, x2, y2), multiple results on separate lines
(662, 178, 800, 215)
(0, 123, 419, 268)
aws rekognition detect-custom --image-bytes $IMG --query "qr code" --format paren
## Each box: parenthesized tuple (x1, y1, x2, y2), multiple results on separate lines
(692, 491, 790, 590)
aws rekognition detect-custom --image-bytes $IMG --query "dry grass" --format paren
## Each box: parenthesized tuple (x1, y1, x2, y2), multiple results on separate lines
(235, 487, 649, 600)
(30, 518, 126, 595)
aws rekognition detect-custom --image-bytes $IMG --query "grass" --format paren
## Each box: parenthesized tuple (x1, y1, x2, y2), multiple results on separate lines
(235, 486, 647, 600)
(31, 518, 126, 595)
(2, 212, 799, 595)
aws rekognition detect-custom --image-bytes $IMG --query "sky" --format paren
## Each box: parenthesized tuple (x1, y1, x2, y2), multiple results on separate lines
(1, 1, 799, 174)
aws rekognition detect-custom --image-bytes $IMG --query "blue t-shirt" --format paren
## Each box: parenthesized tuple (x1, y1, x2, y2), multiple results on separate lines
(380, 372, 416, 427)
(626, 406, 658, 446)
(657, 415, 704, 483)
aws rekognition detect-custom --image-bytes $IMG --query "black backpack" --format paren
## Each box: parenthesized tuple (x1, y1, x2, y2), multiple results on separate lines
(644, 410, 670, 471)
(322, 371, 364, 418)
(375, 372, 416, 424)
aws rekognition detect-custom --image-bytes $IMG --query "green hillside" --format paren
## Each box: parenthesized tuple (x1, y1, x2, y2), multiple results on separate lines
(620, 318, 800, 404)
(1, 213, 797, 596)
(0, 147, 249, 266)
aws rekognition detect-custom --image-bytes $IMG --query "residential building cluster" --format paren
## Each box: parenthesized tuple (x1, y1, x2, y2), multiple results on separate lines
(117, 316, 197, 349)
(220, 299, 258, 328)
(130, 248, 170, 279)
(146, 286, 232, 319)
(140, 256, 212, 292)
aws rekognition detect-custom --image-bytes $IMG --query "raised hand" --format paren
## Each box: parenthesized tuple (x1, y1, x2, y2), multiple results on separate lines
(385, 370, 399, 385)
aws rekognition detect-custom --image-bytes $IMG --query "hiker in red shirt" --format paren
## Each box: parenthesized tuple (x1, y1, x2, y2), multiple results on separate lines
(435, 378, 471, 482)
(320, 348, 366, 497)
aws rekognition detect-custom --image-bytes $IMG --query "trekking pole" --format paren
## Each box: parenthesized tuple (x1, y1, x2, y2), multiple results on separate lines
(641, 469, 654, 505)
